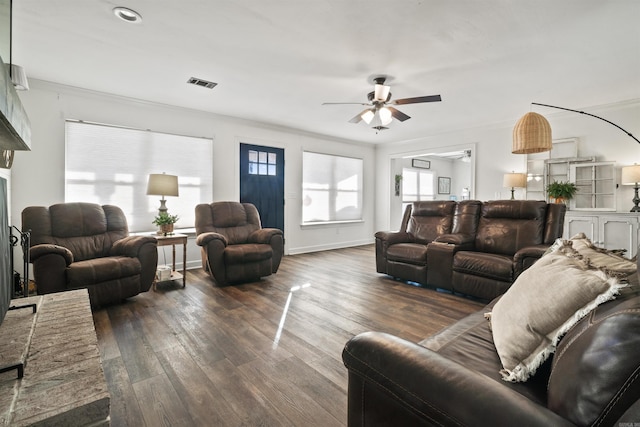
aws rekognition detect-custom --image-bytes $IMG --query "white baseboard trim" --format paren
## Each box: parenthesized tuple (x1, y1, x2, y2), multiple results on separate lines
(287, 238, 374, 255)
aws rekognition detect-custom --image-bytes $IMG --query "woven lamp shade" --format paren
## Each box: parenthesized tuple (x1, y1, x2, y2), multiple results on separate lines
(512, 112, 552, 154)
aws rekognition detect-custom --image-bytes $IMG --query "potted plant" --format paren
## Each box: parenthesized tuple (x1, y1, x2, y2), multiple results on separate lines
(152, 212, 179, 235)
(546, 181, 578, 204)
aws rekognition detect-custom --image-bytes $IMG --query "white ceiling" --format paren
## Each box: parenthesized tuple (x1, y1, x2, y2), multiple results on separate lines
(11, 0, 640, 144)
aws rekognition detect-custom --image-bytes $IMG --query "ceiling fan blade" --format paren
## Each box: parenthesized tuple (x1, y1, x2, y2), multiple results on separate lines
(349, 108, 370, 123)
(388, 106, 411, 122)
(322, 102, 370, 106)
(392, 95, 442, 105)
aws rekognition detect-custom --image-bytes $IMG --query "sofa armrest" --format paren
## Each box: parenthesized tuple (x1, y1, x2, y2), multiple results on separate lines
(433, 232, 475, 248)
(110, 235, 157, 257)
(427, 234, 475, 289)
(30, 243, 73, 264)
(342, 331, 573, 427)
(248, 228, 283, 244)
(111, 235, 158, 292)
(375, 231, 414, 274)
(195, 231, 228, 247)
(513, 244, 549, 278)
(29, 244, 74, 295)
(249, 228, 284, 272)
(374, 230, 414, 246)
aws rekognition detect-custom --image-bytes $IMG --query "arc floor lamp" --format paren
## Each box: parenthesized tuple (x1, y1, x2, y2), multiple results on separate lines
(512, 103, 639, 210)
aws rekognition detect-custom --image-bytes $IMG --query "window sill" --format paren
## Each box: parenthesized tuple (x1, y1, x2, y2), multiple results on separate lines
(301, 220, 364, 228)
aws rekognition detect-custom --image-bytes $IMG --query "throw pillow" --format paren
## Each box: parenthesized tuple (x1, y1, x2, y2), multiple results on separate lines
(568, 232, 637, 279)
(486, 243, 625, 382)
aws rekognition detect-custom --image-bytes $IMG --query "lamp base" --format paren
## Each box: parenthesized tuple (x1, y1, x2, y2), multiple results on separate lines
(510, 188, 515, 200)
(158, 197, 168, 215)
(631, 185, 640, 212)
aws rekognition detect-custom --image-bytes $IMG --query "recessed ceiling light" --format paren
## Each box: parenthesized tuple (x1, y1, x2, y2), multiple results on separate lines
(113, 7, 142, 24)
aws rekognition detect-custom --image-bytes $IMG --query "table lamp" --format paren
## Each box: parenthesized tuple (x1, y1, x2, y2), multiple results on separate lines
(146, 173, 179, 215)
(503, 172, 527, 200)
(621, 164, 640, 212)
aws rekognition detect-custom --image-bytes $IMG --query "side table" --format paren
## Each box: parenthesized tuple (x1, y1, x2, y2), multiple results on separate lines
(155, 233, 187, 290)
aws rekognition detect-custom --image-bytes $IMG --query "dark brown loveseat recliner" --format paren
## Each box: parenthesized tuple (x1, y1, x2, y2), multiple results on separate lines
(22, 203, 158, 307)
(376, 200, 566, 301)
(195, 202, 283, 286)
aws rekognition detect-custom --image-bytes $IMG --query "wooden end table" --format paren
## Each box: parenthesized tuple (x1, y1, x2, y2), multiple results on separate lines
(154, 233, 187, 290)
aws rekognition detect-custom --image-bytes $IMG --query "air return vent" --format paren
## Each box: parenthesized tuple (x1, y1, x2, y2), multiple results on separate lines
(187, 77, 217, 89)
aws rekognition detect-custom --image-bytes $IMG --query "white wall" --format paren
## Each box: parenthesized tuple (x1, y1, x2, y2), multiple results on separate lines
(376, 100, 640, 231)
(11, 80, 376, 272)
(10, 80, 640, 273)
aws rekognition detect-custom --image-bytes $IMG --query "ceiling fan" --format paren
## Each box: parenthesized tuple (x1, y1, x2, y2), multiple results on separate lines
(322, 76, 441, 131)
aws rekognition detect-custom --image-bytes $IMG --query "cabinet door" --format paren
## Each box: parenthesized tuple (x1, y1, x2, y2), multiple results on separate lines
(565, 215, 597, 242)
(599, 216, 638, 257)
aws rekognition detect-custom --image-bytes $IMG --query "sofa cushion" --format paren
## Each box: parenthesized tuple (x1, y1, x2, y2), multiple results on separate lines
(420, 302, 550, 406)
(387, 243, 428, 265)
(453, 251, 513, 282)
(486, 244, 625, 382)
(224, 243, 272, 264)
(68, 256, 141, 287)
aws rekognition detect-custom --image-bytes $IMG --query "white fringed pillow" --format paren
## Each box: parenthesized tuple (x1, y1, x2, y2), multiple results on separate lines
(486, 243, 625, 382)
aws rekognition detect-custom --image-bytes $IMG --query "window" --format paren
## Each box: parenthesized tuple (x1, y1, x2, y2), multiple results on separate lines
(248, 149, 277, 176)
(65, 120, 213, 232)
(302, 151, 363, 223)
(402, 168, 434, 212)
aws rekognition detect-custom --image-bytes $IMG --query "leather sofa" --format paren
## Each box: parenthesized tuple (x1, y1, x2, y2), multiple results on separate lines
(376, 200, 566, 300)
(22, 203, 158, 307)
(342, 259, 640, 426)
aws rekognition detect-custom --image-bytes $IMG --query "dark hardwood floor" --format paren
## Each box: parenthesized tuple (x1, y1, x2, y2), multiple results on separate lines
(93, 244, 483, 426)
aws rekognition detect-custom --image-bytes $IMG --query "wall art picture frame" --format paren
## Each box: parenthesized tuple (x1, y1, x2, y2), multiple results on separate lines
(438, 177, 451, 194)
(412, 159, 430, 169)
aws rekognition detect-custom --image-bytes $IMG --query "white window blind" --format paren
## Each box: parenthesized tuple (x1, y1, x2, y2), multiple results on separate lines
(65, 120, 213, 232)
(402, 168, 434, 212)
(302, 151, 363, 223)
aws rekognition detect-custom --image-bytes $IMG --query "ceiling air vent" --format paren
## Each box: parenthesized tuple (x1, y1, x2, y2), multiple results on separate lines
(187, 77, 217, 89)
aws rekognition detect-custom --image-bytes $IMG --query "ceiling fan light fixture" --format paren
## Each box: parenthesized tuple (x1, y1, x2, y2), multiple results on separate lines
(374, 84, 390, 102)
(379, 107, 393, 126)
(361, 109, 375, 124)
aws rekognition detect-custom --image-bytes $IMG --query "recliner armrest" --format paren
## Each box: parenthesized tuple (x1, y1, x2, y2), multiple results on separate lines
(342, 331, 573, 427)
(30, 243, 73, 265)
(248, 228, 283, 244)
(374, 230, 414, 245)
(196, 231, 228, 247)
(110, 235, 157, 257)
(513, 244, 549, 278)
(434, 232, 475, 248)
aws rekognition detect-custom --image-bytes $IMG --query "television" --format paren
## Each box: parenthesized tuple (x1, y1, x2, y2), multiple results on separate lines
(0, 177, 10, 325)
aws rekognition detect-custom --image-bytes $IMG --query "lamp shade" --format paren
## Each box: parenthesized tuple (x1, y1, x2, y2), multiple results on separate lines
(503, 173, 527, 188)
(512, 112, 552, 154)
(146, 173, 179, 197)
(621, 165, 640, 185)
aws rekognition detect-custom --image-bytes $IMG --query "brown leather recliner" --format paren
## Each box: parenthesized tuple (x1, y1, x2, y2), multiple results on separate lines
(195, 202, 283, 285)
(22, 203, 158, 307)
(374, 201, 459, 285)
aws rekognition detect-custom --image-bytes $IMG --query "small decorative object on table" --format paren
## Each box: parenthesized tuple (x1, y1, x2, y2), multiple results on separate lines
(152, 212, 179, 236)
